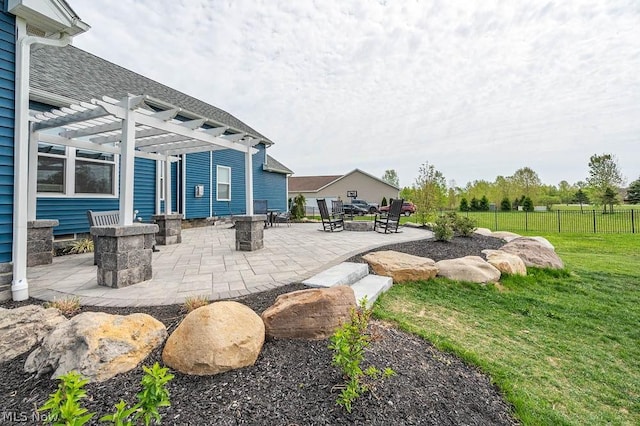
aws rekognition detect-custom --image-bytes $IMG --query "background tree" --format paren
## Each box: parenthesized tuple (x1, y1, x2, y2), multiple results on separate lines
(413, 162, 447, 224)
(470, 197, 480, 212)
(511, 167, 542, 202)
(602, 187, 618, 213)
(574, 189, 589, 212)
(381, 169, 400, 188)
(399, 186, 415, 202)
(479, 195, 490, 211)
(522, 196, 534, 212)
(586, 153, 624, 212)
(627, 177, 640, 204)
(500, 197, 511, 211)
(380, 196, 387, 207)
(459, 197, 469, 212)
(557, 180, 574, 205)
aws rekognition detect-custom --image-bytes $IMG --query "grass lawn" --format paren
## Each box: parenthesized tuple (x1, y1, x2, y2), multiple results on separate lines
(373, 233, 640, 425)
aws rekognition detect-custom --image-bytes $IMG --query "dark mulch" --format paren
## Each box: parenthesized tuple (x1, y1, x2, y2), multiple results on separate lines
(0, 234, 517, 425)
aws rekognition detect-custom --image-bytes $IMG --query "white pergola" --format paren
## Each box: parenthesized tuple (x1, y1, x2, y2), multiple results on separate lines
(28, 94, 261, 224)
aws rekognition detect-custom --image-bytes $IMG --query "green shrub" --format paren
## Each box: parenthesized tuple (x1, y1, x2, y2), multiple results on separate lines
(39, 371, 94, 425)
(500, 197, 511, 211)
(433, 215, 454, 241)
(448, 212, 477, 237)
(459, 197, 469, 212)
(66, 238, 94, 254)
(523, 196, 534, 212)
(292, 194, 306, 219)
(328, 298, 394, 413)
(381, 197, 387, 207)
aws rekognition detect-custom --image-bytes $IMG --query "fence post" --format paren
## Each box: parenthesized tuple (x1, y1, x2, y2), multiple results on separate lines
(592, 210, 596, 233)
(557, 210, 561, 233)
(525, 210, 528, 232)
(494, 209, 498, 231)
(632, 209, 635, 234)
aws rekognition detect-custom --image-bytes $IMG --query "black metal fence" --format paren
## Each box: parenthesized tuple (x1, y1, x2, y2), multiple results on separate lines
(457, 209, 638, 234)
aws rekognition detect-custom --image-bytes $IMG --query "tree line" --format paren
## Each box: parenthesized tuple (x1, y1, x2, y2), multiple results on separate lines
(381, 153, 639, 223)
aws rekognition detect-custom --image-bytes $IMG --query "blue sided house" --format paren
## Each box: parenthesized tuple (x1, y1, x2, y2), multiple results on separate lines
(0, 0, 292, 300)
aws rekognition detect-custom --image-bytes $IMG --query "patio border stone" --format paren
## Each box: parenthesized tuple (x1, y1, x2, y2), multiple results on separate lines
(234, 215, 266, 251)
(27, 219, 58, 267)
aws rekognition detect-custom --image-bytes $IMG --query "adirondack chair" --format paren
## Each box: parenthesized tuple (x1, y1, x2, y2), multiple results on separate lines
(331, 199, 345, 219)
(317, 199, 344, 232)
(253, 199, 269, 228)
(374, 198, 403, 233)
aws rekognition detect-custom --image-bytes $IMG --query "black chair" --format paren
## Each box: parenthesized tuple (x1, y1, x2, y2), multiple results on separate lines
(331, 199, 345, 219)
(253, 199, 268, 228)
(317, 199, 344, 232)
(374, 198, 403, 233)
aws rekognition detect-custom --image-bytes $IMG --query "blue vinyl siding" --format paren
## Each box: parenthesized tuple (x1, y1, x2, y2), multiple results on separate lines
(252, 144, 287, 212)
(184, 151, 210, 219)
(171, 161, 178, 213)
(0, 6, 14, 263)
(212, 149, 245, 216)
(36, 158, 157, 235)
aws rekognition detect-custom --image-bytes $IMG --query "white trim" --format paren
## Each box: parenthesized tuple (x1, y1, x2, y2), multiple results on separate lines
(209, 151, 213, 217)
(181, 155, 186, 217)
(245, 140, 253, 215)
(216, 165, 231, 202)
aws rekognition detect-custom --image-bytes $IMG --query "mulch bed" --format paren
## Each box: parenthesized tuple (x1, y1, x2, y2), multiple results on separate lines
(0, 234, 517, 425)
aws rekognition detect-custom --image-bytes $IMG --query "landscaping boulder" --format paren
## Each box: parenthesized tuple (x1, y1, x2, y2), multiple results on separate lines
(490, 231, 522, 241)
(474, 227, 493, 236)
(0, 305, 67, 363)
(362, 250, 438, 283)
(24, 312, 166, 382)
(482, 249, 527, 276)
(500, 237, 564, 269)
(529, 236, 554, 250)
(261, 286, 356, 340)
(163, 301, 264, 375)
(435, 256, 501, 283)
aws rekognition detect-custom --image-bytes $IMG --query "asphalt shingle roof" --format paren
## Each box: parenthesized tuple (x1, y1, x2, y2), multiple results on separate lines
(288, 175, 342, 192)
(30, 44, 272, 143)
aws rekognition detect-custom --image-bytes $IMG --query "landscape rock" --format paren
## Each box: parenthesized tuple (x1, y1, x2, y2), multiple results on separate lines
(490, 231, 522, 241)
(163, 301, 264, 375)
(500, 237, 564, 269)
(24, 312, 166, 382)
(362, 250, 438, 283)
(261, 286, 356, 339)
(0, 305, 67, 363)
(474, 228, 494, 236)
(481, 249, 527, 276)
(435, 256, 501, 283)
(529, 236, 555, 250)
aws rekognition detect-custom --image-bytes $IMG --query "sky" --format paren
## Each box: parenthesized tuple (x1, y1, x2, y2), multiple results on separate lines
(69, 0, 639, 188)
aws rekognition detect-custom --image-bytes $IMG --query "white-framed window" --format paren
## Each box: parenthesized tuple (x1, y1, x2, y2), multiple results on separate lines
(216, 165, 231, 201)
(37, 142, 117, 197)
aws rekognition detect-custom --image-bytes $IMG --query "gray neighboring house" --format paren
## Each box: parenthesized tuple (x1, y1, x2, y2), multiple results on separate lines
(288, 169, 399, 213)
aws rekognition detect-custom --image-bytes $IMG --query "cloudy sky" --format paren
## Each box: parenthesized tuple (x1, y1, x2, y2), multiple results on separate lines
(70, 0, 639, 188)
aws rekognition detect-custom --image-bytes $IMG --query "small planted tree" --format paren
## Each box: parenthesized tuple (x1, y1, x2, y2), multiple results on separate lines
(522, 196, 534, 212)
(381, 197, 388, 207)
(479, 195, 490, 211)
(459, 197, 469, 212)
(500, 197, 511, 211)
(470, 197, 480, 212)
(292, 194, 306, 219)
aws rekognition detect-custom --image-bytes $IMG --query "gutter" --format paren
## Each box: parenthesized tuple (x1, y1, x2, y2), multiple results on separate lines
(11, 18, 75, 301)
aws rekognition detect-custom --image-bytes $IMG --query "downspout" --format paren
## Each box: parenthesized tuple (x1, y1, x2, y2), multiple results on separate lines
(11, 18, 72, 301)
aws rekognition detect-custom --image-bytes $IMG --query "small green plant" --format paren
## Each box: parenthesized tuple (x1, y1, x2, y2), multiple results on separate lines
(292, 193, 306, 219)
(433, 215, 454, 241)
(66, 238, 94, 254)
(447, 212, 477, 237)
(44, 296, 81, 317)
(181, 294, 210, 313)
(329, 298, 395, 413)
(39, 371, 94, 425)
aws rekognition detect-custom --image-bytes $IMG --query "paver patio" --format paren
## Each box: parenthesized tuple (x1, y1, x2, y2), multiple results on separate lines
(26, 222, 429, 307)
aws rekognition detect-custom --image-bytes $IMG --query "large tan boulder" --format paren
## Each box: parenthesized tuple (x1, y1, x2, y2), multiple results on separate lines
(362, 251, 438, 283)
(261, 286, 356, 340)
(474, 227, 494, 236)
(490, 231, 522, 241)
(163, 301, 264, 375)
(500, 237, 564, 269)
(0, 305, 67, 363)
(435, 256, 501, 283)
(25, 312, 166, 382)
(482, 249, 527, 276)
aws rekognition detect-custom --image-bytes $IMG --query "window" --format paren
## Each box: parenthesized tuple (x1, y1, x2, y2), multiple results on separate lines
(75, 149, 115, 194)
(36, 143, 117, 197)
(216, 165, 231, 201)
(37, 143, 66, 193)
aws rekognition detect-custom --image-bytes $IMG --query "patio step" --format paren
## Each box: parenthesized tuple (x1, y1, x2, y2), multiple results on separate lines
(350, 275, 393, 308)
(302, 262, 368, 288)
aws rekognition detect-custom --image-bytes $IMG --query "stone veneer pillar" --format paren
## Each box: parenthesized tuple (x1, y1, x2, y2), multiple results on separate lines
(27, 219, 59, 267)
(91, 224, 158, 288)
(235, 215, 266, 251)
(152, 214, 182, 245)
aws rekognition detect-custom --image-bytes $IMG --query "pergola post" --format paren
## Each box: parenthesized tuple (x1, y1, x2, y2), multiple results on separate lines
(119, 97, 136, 225)
(245, 139, 254, 215)
(164, 155, 172, 214)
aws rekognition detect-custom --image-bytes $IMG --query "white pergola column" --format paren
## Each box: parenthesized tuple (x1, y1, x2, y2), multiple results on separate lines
(118, 97, 136, 225)
(245, 140, 254, 215)
(27, 127, 38, 221)
(164, 155, 172, 214)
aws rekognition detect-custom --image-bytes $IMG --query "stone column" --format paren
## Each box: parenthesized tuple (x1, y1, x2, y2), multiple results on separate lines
(27, 219, 59, 266)
(91, 224, 158, 288)
(152, 213, 182, 245)
(235, 215, 266, 251)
